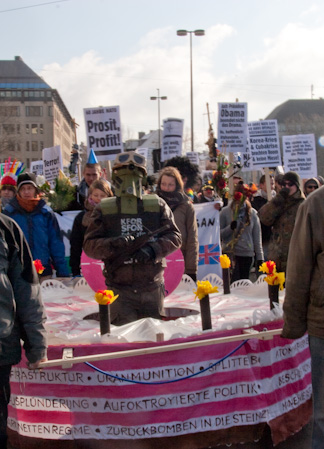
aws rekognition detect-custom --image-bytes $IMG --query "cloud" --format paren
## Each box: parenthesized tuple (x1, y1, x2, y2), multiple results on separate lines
(39, 21, 324, 152)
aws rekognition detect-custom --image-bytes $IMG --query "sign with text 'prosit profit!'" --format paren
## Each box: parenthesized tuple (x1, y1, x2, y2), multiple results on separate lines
(282, 134, 317, 179)
(84, 106, 122, 161)
(247, 120, 281, 168)
(217, 103, 248, 153)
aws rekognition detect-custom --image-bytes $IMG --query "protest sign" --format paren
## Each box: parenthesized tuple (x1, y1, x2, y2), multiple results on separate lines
(84, 106, 122, 161)
(30, 160, 44, 175)
(247, 120, 281, 168)
(282, 134, 317, 178)
(42, 146, 63, 188)
(161, 118, 184, 162)
(194, 202, 222, 280)
(186, 152, 200, 166)
(217, 103, 248, 153)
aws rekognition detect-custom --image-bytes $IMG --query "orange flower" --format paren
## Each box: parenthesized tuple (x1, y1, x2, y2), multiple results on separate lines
(33, 259, 45, 274)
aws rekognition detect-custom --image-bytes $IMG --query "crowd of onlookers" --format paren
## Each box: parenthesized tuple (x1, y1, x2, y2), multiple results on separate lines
(0, 155, 323, 286)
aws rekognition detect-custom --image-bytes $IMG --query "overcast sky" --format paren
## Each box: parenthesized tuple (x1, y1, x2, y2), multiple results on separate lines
(1, 0, 324, 151)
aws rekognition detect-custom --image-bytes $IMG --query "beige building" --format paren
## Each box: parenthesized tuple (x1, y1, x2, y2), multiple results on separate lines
(0, 56, 75, 169)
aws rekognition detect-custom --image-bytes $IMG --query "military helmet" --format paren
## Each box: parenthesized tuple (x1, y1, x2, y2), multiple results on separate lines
(113, 151, 147, 175)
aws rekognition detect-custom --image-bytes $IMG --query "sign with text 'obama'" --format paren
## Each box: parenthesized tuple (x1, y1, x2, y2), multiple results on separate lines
(83, 106, 122, 161)
(217, 103, 248, 153)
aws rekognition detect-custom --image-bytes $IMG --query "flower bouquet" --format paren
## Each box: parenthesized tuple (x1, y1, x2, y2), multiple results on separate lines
(259, 261, 285, 309)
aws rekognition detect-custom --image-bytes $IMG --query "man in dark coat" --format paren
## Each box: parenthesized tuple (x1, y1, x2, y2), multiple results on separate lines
(0, 214, 47, 447)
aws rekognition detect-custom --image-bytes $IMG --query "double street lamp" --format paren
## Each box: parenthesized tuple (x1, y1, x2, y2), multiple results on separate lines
(150, 88, 167, 149)
(176, 29, 205, 152)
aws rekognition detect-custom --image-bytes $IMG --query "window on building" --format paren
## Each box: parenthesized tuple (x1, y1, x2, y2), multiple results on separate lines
(17, 124, 20, 134)
(0, 106, 20, 117)
(3, 124, 15, 135)
(5, 91, 11, 97)
(26, 124, 30, 134)
(46, 91, 52, 98)
(17, 143, 21, 152)
(32, 124, 38, 135)
(25, 106, 43, 117)
(40, 141, 44, 150)
(48, 106, 53, 117)
(26, 141, 30, 152)
(31, 141, 38, 152)
(27, 158, 30, 167)
(40, 124, 44, 134)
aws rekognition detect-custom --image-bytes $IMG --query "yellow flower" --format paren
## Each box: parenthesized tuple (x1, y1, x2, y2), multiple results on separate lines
(194, 281, 218, 300)
(259, 260, 277, 275)
(219, 254, 231, 269)
(265, 272, 285, 290)
(94, 290, 119, 305)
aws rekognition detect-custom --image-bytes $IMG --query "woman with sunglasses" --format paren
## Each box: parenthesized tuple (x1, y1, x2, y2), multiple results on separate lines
(303, 177, 320, 197)
(259, 171, 305, 273)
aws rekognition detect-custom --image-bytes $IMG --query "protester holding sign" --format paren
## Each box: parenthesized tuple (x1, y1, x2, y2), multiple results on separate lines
(3, 173, 69, 279)
(156, 166, 198, 282)
(259, 171, 305, 273)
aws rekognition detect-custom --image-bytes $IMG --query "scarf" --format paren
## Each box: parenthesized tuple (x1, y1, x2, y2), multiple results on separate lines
(17, 194, 42, 212)
(82, 198, 96, 227)
(156, 188, 187, 211)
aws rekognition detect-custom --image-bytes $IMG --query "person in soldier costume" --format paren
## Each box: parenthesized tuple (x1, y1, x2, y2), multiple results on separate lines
(83, 151, 182, 325)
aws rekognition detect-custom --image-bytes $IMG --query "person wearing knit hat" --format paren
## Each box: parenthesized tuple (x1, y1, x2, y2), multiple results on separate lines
(3, 172, 70, 279)
(0, 174, 17, 212)
(259, 170, 305, 273)
(304, 177, 320, 197)
(0, 160, 22, 211)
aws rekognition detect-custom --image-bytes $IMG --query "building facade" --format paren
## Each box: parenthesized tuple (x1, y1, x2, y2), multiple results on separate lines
(0, 56, 75, 168)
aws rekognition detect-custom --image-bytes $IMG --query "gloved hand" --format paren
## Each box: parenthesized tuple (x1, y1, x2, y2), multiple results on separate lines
(279, 187, 290, 199)
(110, 235, 135, 249)
(256, 260, 264, 276)
(134, 245, 155, 263)
(186, 273, 197, 282)
(230, 220, 237, 230)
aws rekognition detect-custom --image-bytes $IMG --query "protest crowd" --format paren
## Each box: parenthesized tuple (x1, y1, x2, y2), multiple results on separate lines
(1, 112, 324, 449)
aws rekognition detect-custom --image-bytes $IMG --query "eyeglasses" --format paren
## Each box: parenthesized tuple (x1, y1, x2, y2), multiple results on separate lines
(306, 185, 318, 190)
(282, 181, 294, 188)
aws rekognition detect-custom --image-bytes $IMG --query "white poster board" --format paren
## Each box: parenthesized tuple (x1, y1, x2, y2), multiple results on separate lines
(247, 120, 281, 168)
(161, 118, 184, 162)
(42, 146, 63, 188)
(30, 160, 44, 175)
(186, 152, 200, 167)
(83, 106, 122, 161)
(217, 103, 248, 153)
(282, 134, 317, 178)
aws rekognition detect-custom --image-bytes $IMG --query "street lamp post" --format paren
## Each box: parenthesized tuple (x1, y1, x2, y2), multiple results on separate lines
(150, 88, 167, 150)
(177, 29, 205, 152)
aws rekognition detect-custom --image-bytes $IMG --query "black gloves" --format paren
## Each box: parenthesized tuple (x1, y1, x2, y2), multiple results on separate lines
(110, 235, 135, 249)
(134, 244, 155, 263)
(230, 220, 237, 230)
(279, 187, 290, 199)
(256, 260, 264, 276)
(186, 273, 197, 282)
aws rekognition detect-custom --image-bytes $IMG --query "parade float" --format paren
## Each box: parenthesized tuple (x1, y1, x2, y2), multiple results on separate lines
(8, 262, 311, 449)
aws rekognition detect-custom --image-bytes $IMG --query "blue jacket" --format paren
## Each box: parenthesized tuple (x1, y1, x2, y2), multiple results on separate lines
(3, 197, 69, 277)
